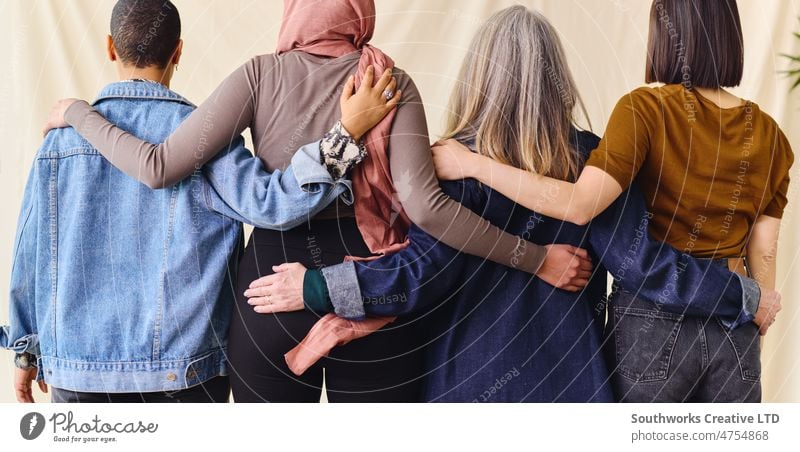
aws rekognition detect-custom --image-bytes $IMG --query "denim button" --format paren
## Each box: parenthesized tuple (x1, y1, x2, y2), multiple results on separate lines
(166, 373, 177, 382)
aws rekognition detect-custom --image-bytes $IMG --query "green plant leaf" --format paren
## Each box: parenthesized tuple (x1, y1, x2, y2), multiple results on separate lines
(786, 20, 800, 91)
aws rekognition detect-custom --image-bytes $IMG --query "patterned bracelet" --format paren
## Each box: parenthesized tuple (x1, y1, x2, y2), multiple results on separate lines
(14, 352, 37, 370)
(320, 121, 368, 180)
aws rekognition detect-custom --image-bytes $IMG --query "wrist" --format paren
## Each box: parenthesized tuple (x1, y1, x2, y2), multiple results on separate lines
(321, 121, 368, 180)
(14, 352, 37, 370)
(465, 152, 485, 180)
(339, 118, 363, 143)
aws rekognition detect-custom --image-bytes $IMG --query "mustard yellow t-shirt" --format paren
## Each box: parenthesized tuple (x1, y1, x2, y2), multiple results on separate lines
(586, 84, 794, 258)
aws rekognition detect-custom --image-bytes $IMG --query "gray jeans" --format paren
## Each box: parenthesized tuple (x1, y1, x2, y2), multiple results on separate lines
(604, 288, 761, 403)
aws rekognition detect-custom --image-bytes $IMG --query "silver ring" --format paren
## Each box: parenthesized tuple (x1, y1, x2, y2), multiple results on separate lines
(383, 89, 394, 101)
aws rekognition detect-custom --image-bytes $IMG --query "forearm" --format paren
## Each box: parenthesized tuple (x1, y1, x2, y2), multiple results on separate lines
(3, 165, 41, 355)
(746, 216, 781, 290)
(204, 139, 353, 230)
(466, 154, 622, 226)
(748, 251, 776, 290)
(747, 242, 778, 290)
(306, 226, 463, 319)
(591, 187, 756, 326)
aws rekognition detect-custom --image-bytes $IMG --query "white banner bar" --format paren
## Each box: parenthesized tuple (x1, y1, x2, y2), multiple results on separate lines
(1, 403, 797, 451)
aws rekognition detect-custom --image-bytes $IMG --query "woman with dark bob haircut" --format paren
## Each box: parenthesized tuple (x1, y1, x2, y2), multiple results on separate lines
(433, 0, 793, 402)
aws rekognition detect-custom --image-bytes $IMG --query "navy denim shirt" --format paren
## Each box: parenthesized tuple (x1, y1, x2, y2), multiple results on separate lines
(0, 81, 348, 392)
(316, 130, 759, 402)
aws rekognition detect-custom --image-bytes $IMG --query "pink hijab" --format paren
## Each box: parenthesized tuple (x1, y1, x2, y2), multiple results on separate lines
(277, 0, 411, 254)
(276, 0, 407, 375)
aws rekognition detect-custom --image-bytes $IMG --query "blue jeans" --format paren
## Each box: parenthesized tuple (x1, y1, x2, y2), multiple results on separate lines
(604, 267, 761, 403)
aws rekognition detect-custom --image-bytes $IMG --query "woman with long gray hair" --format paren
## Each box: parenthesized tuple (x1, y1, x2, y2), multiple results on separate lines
(252, 5, 752, 401)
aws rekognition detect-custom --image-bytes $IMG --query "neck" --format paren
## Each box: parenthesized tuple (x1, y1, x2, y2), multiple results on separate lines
(694, 86, 744, 109)
(117, 65, 171, 88)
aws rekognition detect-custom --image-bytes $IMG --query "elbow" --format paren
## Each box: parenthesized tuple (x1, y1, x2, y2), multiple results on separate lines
(143, 179, 166, 190)
(142, 175, 176, 190)
(563, 196, 599, 226)
(404, 202, 439, 235)
(566, 210, 591, 227)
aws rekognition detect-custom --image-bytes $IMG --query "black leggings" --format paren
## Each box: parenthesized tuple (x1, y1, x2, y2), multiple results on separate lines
(227, 218, 424, 402)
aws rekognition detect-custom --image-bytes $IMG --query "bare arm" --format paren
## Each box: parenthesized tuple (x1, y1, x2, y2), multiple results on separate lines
(747, 215, 782, 335)
(433, 144, 623, 226)
(747, 216, 780, 289)
(432, 92, 658, 226)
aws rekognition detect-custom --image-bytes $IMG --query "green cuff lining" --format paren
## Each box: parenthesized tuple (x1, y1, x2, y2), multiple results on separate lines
(303, 269, 334, 314)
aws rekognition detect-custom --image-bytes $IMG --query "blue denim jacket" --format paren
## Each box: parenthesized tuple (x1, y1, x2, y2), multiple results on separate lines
(0, 81, 348, 392)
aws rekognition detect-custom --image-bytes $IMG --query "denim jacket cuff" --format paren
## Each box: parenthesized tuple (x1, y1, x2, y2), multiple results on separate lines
(291, 142, 335, 190)
(290, 142, 356, 204)
(720, 274, 760, 330)
(0, 328, 40, 356)
(321, 261, 366, 320)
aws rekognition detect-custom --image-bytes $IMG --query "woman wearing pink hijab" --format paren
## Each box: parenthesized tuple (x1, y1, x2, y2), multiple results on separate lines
(48, 0, 591, 402)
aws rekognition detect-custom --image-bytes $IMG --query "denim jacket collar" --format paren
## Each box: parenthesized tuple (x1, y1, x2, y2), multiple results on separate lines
(94, 80, 196, 107)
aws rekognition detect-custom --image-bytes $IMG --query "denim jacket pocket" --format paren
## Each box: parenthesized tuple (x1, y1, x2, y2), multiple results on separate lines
(611, 304, 683, 383)
(719, 319, 761, 382)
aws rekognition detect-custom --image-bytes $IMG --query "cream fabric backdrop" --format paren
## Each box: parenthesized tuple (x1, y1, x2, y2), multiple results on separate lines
(0, 0, 798, 403)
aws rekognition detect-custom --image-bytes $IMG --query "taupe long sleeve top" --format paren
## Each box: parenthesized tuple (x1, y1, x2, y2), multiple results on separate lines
(64, 51, 546, 273)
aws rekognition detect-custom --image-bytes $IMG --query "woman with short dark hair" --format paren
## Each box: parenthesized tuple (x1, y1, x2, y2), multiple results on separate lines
(433, 0, 793, 402)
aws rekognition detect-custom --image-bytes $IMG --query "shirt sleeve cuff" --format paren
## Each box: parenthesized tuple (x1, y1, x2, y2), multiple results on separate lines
(513, 237, 548, 275)
(303, 269, 334, 314)
(320, 121, 367, 180)
(320, 261, 366, 320)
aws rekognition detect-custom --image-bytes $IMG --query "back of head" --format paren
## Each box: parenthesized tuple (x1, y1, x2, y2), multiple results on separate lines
(110, 0, 181, 68)
(646, 0, 744, 88)
(277, 0, 375, 54)
(444, 5, 586, 181)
